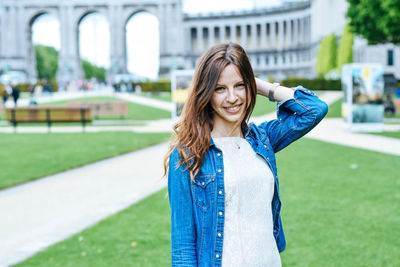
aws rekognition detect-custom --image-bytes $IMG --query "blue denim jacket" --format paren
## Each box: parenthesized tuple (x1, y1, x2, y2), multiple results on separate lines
(168, 87, 328, 266)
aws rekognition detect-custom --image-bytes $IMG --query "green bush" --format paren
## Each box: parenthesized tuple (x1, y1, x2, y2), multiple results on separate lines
(337, 24, 354, 73)
(316, 33, 337, 76)
(138, 80, 171, 92)
(281, 78, 341, 91)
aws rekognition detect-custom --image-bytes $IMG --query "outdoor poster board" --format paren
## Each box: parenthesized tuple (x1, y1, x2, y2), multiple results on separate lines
(171, 70, 194, 119)
(341, 63, 384, 132)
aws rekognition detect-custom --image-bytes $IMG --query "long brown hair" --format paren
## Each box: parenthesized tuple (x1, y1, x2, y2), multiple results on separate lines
(164, 43, 257, 180)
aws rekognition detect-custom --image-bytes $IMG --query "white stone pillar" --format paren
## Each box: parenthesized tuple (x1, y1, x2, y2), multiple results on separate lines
(287, 20, 292, 48)
(270, 21, 276, 49)
(278, 20, 284, 50)
(208, 26, 215, 47)
(241, 24, 247, 49)
(260, 22, 267, 50)
(219, 25, 225, 43)
(299, 17, 304, 44)
(251, 23, 257, 50)
(197, 26, 203, 52)
(293, 18, 298, 46)
(230, 24, 236, 43)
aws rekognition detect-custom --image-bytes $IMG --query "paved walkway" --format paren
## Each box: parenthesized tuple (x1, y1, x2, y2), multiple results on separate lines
(1, 90, 400, 266)
(0, 143, 169, 266)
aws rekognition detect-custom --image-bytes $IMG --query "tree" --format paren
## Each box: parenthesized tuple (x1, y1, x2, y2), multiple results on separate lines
(82, 60, 106, 82)
(35, 45, 58, 81)
(346, 0, 400, 44)
(316, 33, 337, 76)
(337, 24, 354, 73)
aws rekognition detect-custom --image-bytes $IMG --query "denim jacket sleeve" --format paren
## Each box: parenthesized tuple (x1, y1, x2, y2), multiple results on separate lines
(168, 149, 198, 266)
(258, 86, 328, 153)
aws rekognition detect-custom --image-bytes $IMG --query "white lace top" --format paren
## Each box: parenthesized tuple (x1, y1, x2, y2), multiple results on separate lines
(213, 137, 281, 267)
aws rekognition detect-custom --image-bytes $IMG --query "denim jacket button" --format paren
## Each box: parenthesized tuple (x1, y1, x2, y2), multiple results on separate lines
(202, 182, 205, 186)
(264, 145, 267, 148)
(218, 232, 222, 237)
(267, 157, 270, 160)
(217, 169, 222, 173)
(219, 211, 223, 216)
(216, 254, 220, 258)
(218, 190, 222, 195)
(217, 153, 221, 156)
(274, 229, 277, 233)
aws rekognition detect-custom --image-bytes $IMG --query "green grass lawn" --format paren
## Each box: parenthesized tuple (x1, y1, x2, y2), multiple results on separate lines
(368, 131, 400, 139)
(139, 92, 171, 102)
(325, 97, 342, 118)
(0, 132, 171, 189)
(252, 95, 277, 116)
(15, 138, 400, 266)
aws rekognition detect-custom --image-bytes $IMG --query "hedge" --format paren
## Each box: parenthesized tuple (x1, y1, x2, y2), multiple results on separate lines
(0, 81, 59, 93)
(138, 80, 171, 92)
(281, 78, 341, 91)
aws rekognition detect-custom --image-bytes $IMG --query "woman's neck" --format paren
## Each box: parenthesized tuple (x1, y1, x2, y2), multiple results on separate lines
(211, 126, 243, 138)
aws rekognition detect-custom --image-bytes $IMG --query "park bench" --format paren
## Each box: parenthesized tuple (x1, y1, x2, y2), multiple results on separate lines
(5, 106, 92, 129)
(66, 101, 128, 118)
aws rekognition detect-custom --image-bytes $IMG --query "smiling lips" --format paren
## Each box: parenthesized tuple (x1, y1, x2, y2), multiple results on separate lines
(224, 103, 242, 114)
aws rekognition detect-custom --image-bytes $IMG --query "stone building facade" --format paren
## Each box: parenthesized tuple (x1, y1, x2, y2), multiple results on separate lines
(0, 0, 398, 82)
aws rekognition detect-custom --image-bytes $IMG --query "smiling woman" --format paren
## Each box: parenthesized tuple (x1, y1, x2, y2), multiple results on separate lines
(164, 43, 328, 266)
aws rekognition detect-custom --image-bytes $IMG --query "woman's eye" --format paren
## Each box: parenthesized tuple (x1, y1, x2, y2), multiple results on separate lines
(215, 87, 225, 91)
(236, 83, 245, 88)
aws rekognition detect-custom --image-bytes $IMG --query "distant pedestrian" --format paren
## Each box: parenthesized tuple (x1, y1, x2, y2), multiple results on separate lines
(11, 85, 20, 106)
(1, 84, 9, 104)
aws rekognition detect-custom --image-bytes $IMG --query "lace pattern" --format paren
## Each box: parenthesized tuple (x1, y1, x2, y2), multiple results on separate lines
(213, 137, 281, 267)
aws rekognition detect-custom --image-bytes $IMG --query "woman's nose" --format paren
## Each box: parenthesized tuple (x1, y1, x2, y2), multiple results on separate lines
(227, 88, 238, 103)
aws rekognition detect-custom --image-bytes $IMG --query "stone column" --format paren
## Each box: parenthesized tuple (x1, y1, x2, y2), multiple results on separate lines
(208, 26, 214, 48)
(287, 20, 292, 48)
(278, 20, 284, 50)
(260, 22, 267, 51)
(293, 18, 298, 46)
(197, 26, 203, 52)
(241, 24, 247, 49)
(57, 4, 83, 82)
(299, 17, 304, 45)
(251, 23, 257, 50)
(270, 21, 276, 50)
(219, 25, 225, 44)
(230, 24, 236, 43)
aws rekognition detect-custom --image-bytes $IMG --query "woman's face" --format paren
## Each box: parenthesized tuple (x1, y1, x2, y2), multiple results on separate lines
(211, 64, 247, 135)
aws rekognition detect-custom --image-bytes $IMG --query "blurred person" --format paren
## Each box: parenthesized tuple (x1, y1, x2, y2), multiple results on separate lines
(164, 43, 328, 266)
(1, 84, 9, 104)
(11, 85, 20, 107)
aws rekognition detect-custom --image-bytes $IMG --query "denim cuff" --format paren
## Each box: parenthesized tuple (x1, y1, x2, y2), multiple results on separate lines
(277, 86, 316, 115)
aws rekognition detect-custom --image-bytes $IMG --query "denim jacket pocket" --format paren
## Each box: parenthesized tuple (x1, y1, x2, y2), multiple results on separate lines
(192, 174, 215, 210)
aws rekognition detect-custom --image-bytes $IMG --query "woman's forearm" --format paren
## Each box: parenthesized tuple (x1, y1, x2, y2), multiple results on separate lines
(255, 78, 294, 102)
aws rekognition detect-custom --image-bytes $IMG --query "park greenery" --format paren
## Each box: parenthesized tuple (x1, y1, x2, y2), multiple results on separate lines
(0, 132, 171, 189)
(34, 45, 106, 81)
(15, 138, 400, 266)
(316, 34, 337, 76)
(346, 0, 400, 45)
(82, 60, 106, 82)
(35, 45, 58, 81)
(316, 24, 354, 76)
(337, 24, 354, 73)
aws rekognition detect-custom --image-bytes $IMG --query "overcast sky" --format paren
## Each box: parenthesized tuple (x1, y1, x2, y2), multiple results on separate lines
(32, 0, 284, 79)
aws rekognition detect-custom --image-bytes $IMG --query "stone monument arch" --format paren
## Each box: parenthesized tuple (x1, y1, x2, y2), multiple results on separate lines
(0, 0, 184, 82)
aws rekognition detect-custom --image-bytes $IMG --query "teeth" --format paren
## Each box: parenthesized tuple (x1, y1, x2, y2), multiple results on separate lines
(227, 106, 240, 111)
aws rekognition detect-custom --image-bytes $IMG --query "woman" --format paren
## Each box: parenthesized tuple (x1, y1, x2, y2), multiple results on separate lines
(165, 43, 328, 266)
